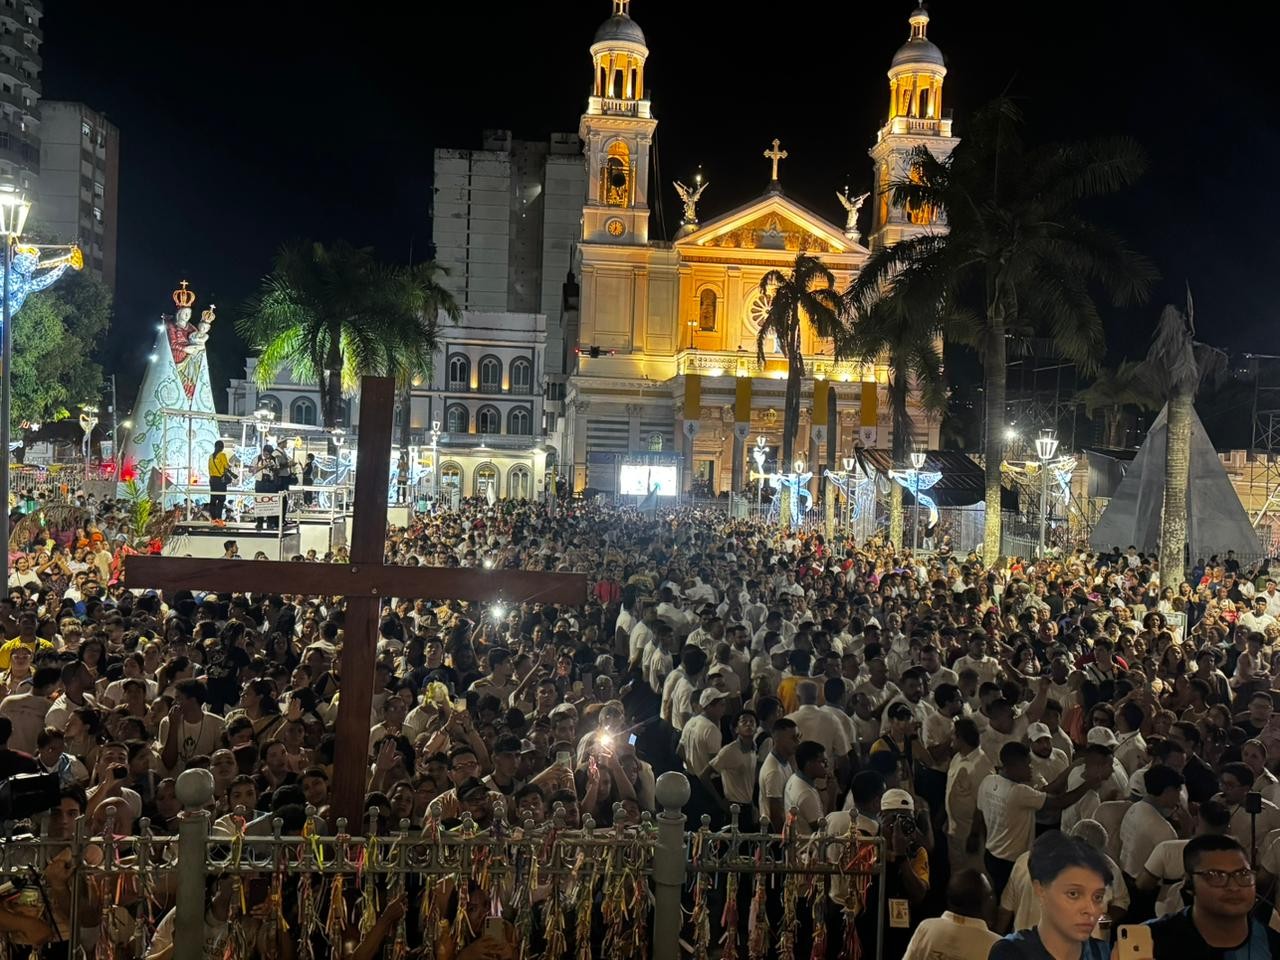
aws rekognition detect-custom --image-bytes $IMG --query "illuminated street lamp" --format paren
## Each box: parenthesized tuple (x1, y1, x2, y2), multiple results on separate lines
(0, 189, 31, 581)
(430, 419, 442, 506)
(1035, 429, 1060, 557)
(909, 449, 927, 551)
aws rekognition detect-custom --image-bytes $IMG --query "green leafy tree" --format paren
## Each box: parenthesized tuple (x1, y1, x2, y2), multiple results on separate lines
(846, 99, 1156, 564)
(9, 270, 110, 434)
(756, 253, 845, 527)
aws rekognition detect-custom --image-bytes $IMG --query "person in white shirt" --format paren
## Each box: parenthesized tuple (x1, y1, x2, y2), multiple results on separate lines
(785, 680, 851, 767)
(1112, 702, 1148, 776)
(758, 718, 798, 832)
(708, 709, 759, 825)
(679, 688, 728, 778)
(1117, 765, 1184, 890)
(974, 740, 1106, 899)
(945, 717, 993, 872)
(1218, 761, 1280, 840)
(1262, 580, 1280, 619)
(626, 603, 657, 667)
(1137, 798, 1233, 918)
(902, 870, 999, 960)
(783, 740, 829, 835)
(1239, 595, 1277, 634)
(879, 667, 937, 734)
(662, 647, 707, 732)
(919, 644, 959, 689)
(954, 635, 1001, 686)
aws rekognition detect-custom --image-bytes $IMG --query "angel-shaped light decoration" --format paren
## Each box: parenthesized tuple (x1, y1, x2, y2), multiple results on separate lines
(837, 187, 869, 243)
(674, 177, 708, 225)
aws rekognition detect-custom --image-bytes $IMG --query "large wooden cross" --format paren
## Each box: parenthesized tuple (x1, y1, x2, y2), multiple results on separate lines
(124, 376, 588, 825)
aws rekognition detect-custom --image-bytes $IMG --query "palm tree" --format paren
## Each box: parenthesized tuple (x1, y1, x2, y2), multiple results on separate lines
(1138, 292, 1225, 585)
(842, 298, 946, 548)
(845, 99, 1156, 565)
(240, 241, 400, 429)
(381, 262, 460, 490)
(1078, 360, 1155, 448)
(756, 253, 844, 527)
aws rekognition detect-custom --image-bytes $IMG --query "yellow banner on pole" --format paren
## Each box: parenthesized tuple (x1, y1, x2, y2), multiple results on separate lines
(813, 381, 830, 427)
(684, 373, 701, 417)
(734, 377, 752, 422)
(860, 381, 877, 426)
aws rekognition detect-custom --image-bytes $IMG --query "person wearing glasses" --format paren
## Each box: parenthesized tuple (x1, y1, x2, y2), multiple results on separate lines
(1145, 834, 1280, 957)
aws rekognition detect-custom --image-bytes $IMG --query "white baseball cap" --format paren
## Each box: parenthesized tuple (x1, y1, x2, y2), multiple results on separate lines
(1086, 726, 1119, 747)
(880, 788, 915, 813)
(699, 688, 731, 708)
(1027, 722, 1052, 742)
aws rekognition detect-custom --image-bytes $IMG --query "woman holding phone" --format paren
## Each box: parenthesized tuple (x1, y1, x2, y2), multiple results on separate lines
(989, 831, 1112, 959)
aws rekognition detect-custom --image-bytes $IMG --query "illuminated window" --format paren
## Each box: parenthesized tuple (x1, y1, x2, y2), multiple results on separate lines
(602, 141, 631, 207)
(510, 358, 532, 394)
(440, 462, 462, 490)
(474, 463, 498, 496)
(698, 289, 718, 332)
(447, 354, 469, 391)
(479, 355, 502, 393)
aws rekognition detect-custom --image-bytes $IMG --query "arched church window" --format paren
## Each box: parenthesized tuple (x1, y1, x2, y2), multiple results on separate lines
(602, 141, 631, 207)
(698, 289, 718, 332)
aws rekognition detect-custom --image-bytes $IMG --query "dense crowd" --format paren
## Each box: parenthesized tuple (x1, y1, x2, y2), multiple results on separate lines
(1, 492, 1280, 959)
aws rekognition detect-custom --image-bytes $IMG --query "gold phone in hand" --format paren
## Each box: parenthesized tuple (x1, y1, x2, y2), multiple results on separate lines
(1115, 924, 1153, 959)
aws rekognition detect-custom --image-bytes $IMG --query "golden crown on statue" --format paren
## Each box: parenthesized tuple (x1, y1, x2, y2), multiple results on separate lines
(172, 279, 196, 309)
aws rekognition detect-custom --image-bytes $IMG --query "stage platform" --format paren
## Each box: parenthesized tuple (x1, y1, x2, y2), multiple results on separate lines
(165, 522, 301, 560)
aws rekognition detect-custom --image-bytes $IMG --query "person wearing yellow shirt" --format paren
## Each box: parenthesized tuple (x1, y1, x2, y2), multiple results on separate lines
(208, 440, 231, 521)
(0, 613, 55, 669)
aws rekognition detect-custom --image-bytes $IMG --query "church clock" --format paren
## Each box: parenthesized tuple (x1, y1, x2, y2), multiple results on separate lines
(605, 218, 626, 237)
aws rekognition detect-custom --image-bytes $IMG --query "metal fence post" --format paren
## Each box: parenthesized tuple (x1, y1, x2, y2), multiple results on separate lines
(652, 771, 690, 960)
(174, 768, 214, 960)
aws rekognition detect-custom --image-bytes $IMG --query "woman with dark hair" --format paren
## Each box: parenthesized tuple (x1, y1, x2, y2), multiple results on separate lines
(234, 677, 283, 745)
(989, 830, 1111, 959)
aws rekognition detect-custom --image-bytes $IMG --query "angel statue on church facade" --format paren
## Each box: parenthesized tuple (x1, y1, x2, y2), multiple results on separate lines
(837, 187, 869, 243)
(674, 177, 708, 225)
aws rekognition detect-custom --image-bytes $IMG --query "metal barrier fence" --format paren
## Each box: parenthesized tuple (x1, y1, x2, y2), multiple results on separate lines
(0, 772, 885, 960)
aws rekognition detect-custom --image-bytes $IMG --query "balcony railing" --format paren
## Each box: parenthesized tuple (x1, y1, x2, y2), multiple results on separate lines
(675, 349, 872, 383)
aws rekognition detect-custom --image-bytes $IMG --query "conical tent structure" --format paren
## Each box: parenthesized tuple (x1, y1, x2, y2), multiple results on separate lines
(1090, 404, 1261, 561)
(119, 282, 220, 505)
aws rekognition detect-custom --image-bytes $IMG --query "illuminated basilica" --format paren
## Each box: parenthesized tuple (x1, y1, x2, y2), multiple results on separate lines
(564, 1, 958, 495)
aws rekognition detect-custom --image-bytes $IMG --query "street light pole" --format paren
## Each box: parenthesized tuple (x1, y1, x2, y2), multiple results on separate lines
(1035, 429, 1060, 558)
(841, 455, 855, 540)
(910, 449, 926, 553)
(0, 189, 30, 586)
(430, 420, 441, 508)
(751, 435, 766, 518)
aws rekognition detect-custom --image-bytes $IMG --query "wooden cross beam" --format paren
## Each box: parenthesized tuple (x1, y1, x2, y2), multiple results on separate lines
(124, 376, 588, 826)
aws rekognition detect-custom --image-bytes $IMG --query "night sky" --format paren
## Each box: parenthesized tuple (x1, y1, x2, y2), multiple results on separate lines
(39, 2, 1278, 411)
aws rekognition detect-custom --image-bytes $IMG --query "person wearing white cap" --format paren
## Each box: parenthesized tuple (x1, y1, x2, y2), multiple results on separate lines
(1027, 721, 1070, 832)
(678, 688, 728, 780)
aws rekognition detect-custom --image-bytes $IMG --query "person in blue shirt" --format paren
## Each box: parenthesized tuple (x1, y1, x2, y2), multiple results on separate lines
(1146, 833, 1280, 959)
(989, 830, 1111, 959)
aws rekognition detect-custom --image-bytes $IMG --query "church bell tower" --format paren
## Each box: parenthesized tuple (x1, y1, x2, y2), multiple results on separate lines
(867, 5, 960, 251)
(579, 0, 657, 245)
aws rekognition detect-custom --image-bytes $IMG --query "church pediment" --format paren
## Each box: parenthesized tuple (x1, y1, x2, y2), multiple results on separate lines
(675, 193, 866, 258)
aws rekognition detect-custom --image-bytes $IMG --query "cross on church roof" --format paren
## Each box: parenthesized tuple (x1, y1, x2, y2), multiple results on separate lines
(124, 376, 588, 826)
(764, 138, 788, 184)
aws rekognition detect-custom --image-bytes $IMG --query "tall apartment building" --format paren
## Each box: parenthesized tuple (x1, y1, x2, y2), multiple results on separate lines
(431, 130, 584, 383)
(37, 101, 119, 290)
(0, 0, 41, 195)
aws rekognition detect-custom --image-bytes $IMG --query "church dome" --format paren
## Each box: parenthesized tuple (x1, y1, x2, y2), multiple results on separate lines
(891, 6, 944, 69)
(593, 13, 646, 47)
(891, 36, 944, 68)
